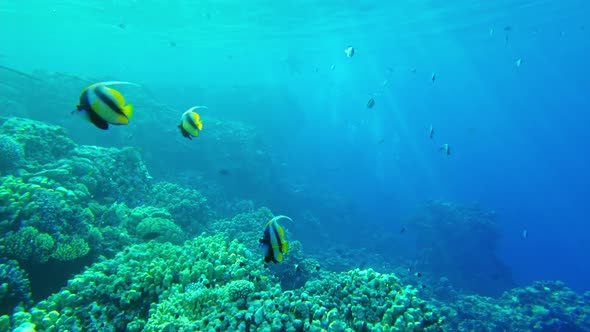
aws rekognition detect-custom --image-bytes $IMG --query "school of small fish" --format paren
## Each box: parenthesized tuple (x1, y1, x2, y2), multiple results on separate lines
(70, 23, 537, 271)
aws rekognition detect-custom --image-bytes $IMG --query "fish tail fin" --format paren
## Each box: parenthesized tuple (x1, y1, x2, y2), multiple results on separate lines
(123, 103, 133, 119)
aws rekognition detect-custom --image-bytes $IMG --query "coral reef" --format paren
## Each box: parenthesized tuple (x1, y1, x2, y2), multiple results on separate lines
(439, 280, 590, 331)
(0, 117, 211, 309)
(1, 74, 588, 332)
(147, 181, 212, 233)
(1, 117, 75, 167)
(1, 226, 55, 263)
(0, 134, 24, 174)
(8, 234, 266, 331)
(0, 259, 32, 316)
(136, 216, 185, 244)
(6, 233, 447, 332)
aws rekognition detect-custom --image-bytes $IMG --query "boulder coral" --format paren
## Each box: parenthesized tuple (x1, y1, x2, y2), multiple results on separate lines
(0, 134, 24, 173)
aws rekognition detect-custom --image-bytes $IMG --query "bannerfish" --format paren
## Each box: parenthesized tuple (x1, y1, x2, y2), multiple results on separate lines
(429, 125, 435, 139)
(178, 106, 207, 140)
(440, 143, 451, 155)
(259, 215, 293, 263)
(344, 46, 355, 58)
(516, 58, 522, 67)
(431, 72, 436, 83)
(75, 81, 136, 130)
(367, 97, 375, 109)
(522, 229, 528, 239)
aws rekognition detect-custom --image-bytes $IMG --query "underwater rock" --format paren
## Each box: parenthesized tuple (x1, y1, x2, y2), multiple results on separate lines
(406, 200, 513, 295)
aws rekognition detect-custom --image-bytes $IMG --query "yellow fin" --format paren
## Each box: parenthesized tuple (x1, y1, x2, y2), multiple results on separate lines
(282, 240, 288, 254)
(197, 120, 203, 131)
(276, 252, 283, 262)
(123, 103, 133, 119)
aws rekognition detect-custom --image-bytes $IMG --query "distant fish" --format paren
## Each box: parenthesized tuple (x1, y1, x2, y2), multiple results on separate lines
(344, 46, 355, 58)
(431, 72, 436, 83)
(489, 28, 494, 37)
(522, 229, 528, 239)
(74, 81, 136, 130)
(366, 97, 375, 109)
(170, 41, 177, 47)
(330, 64, 336, 70)
(440, 143, 451, 156)
(259, 215, 293, 264)
(178, 106, 207, 140)
(118, 23, 126, 29)
(400, 227, 406, 234)
(407, 267, 412, 272)
(429, 125, 435, 139)
(411, 68, 417, 74)
(516, 58, 522, 67)
(504, 26, 512, 31)
(414, 272, 422, 277)
(218, 169, 230, 176)
(377, 138, 385, 144)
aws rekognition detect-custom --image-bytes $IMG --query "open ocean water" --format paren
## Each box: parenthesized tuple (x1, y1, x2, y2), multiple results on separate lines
(1, 0, 589, 331)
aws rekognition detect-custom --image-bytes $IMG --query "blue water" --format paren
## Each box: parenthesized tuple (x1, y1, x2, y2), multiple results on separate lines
(1, 0, 589, 293)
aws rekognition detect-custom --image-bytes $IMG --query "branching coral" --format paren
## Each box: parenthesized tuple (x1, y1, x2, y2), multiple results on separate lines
(51, 237, 90, 261)
(0, 259, 32, 315)
(0, 226, 55, 263)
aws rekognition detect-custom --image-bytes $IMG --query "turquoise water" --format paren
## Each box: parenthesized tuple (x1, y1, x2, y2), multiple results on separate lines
(1, 0, 590, 330)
